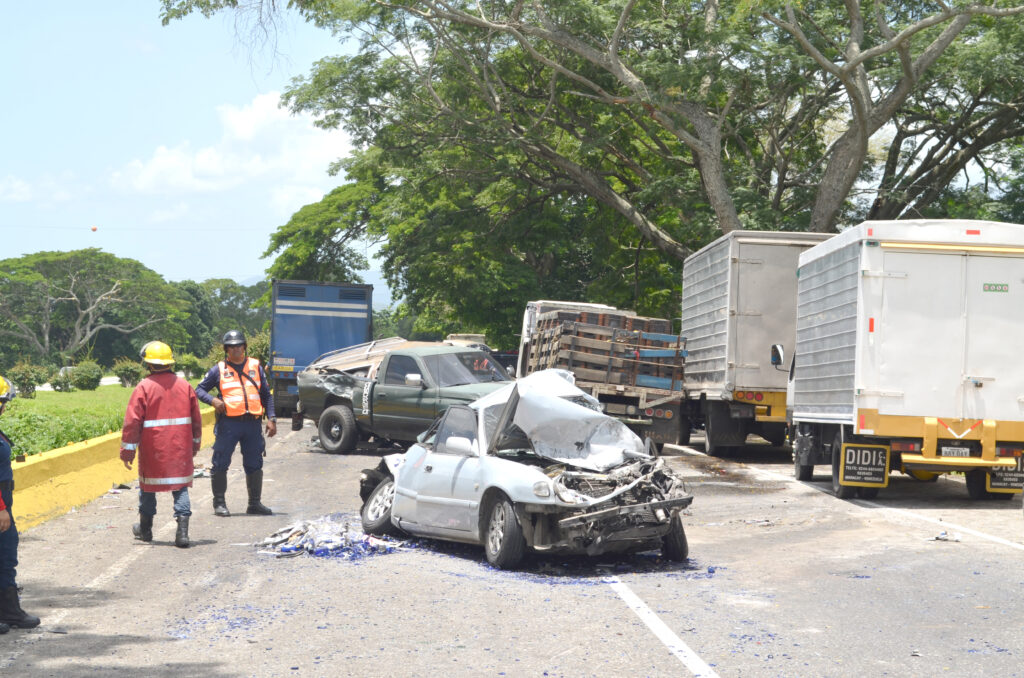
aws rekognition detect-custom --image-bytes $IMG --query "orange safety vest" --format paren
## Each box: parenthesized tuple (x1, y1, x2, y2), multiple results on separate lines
(218, 358, 265, 417)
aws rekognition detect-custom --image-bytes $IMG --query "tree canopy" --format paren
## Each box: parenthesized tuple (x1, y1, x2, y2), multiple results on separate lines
(161, 0, 1024, 344)
(0, 249, 185, 366)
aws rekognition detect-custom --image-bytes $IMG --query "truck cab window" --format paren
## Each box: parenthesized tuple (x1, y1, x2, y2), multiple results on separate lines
(384, 355, 421, 385)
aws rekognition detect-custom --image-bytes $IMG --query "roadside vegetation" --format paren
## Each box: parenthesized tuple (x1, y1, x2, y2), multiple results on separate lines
(2, 386, 132, 458)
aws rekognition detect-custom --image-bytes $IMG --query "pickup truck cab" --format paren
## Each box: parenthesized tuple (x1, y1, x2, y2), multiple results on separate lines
(296, 340, 511, 452)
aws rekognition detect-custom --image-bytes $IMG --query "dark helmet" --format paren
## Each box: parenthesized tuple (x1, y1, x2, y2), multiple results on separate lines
(222, 330, 247, 347)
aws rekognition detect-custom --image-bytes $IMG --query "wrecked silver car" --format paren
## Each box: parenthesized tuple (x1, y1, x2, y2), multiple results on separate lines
(359, 370, 693, 569)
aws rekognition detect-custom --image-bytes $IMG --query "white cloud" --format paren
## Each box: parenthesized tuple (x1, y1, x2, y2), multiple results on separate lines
(0, 176, 33, 202)
(110, 91, 351, 204)
(149, 202, 191, 224)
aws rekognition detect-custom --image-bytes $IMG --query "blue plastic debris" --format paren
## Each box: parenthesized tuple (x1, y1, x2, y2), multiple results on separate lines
(255, 513, 409, 560)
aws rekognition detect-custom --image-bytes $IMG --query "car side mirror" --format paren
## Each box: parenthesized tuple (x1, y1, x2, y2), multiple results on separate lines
(770, 344, 785, 370)
(404, 373, 424, 388)
(445, 436, 476, 456)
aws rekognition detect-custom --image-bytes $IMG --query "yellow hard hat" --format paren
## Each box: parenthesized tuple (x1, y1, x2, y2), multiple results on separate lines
(0, 376, 15, 403)
(140, 341, 175, 366)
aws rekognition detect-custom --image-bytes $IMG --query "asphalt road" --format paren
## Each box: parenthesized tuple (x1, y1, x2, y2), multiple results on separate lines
(3, 427, 1023, 677)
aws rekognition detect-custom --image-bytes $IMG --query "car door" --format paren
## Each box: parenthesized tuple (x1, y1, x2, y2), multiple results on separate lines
(372, 354, 439, 440)
(404, 405, 481, 532)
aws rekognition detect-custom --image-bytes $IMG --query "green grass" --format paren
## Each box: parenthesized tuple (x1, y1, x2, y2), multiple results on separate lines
(2, 378, 207, 459)
(2, 385, 131, 458)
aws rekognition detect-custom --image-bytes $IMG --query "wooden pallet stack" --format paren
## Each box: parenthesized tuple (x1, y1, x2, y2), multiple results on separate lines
(527, 310, 686, 391)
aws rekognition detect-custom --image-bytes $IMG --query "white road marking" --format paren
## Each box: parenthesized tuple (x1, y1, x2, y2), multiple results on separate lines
(0, 428, 300, 667)
(674, 445, 1024, 552)
(603, 574, 721, 678)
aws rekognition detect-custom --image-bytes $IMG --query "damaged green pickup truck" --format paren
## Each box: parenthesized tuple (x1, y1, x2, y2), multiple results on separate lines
(296, 339, 511, 452)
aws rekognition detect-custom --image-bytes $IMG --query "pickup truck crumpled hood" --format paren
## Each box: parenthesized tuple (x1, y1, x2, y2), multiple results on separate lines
(476, 369, 650, 473)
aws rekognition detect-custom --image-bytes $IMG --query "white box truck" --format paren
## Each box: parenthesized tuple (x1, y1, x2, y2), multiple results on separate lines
(784, 219, 1024, 499)
(680, 230, 832, 454)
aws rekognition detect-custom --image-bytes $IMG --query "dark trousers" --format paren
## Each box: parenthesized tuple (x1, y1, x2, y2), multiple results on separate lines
(211, 417, 265, 474)
(0, 481, 17, 589)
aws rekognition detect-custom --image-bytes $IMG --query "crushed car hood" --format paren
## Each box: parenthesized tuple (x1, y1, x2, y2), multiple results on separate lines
(476, 369, 650, 473)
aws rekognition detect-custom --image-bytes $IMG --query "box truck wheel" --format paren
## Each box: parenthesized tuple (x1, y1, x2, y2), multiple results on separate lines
(318, 404, 358, 454)
(794, 454, 814, 481)
(831, 432, 856, 499)
(965, 469, 990, 500)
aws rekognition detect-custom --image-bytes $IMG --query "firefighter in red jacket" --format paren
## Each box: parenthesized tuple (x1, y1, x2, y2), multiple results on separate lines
(120, 342, 203, 548)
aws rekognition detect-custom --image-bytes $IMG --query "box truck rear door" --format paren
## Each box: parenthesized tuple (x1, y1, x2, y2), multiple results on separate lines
(877, 251, 964, 417)
(963, 255, 1024, 421)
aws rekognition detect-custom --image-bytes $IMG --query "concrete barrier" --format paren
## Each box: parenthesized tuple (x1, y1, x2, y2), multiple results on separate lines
(11, 408, 217, 530)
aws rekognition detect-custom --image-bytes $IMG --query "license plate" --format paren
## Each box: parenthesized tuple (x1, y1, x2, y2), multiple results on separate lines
(941, 446, 971, 457)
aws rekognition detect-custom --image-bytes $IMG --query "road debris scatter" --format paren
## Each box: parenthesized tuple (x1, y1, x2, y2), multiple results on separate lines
(255, 514, 407, 560)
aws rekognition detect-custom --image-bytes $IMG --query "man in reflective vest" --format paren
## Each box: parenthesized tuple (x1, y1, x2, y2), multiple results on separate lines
(120, 342, 203, 548)
(195, 329, 277, 517)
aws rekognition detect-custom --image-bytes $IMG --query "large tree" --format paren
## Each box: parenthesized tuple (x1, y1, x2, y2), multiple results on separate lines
(0, 249, 184, 364)
(160, 1, 1024, 341)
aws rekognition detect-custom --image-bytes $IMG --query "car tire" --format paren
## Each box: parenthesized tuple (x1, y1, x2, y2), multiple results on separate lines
(661, 511, 689, 562)
(831, 432, 856, 499)
(483, 495, 525, 569)
(361, 478, 401, 537)
(318, 404, 357, 453)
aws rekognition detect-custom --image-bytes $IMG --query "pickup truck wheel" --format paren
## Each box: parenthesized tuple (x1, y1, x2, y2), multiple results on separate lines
(483, 496, 525, 569)
(831, 432, 856, 499)
(361, 478, 401, 537)
(661, 511, 689, 561)
(318, 404, 357, 453)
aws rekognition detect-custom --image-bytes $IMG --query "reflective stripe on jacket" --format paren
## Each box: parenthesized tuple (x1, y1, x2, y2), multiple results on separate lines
(121, 371, 202, 492)
(218, 358, 265, 417)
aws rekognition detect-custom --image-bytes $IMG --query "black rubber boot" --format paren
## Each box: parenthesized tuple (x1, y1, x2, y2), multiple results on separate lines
(132, 513, 153, 541)
(0, 586, 40, 628)
(0, 621, 9, 634)
(174, 516, 190, 548)
(245, 470, 272, 515)
(211, 471, 230, 517)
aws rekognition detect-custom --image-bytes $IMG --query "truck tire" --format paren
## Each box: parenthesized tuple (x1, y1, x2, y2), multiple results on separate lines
(831, 432, 856, 499)
(759, 423, 788, 447)
(661, 510, 689, 562)
(677, 418, 692, 447)
(318, 404, 357, 454)
(965, 469, 989, 500)
(794, 455, 814, 481)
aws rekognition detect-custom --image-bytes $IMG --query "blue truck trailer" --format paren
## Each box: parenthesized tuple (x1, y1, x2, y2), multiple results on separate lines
(269, 280, 373, 427)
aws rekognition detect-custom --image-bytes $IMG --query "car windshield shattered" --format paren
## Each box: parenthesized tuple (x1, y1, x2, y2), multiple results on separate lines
(478, 369, 649, 472)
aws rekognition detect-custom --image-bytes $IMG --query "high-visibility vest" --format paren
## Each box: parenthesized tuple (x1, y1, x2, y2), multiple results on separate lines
(218, 358, 265, 417)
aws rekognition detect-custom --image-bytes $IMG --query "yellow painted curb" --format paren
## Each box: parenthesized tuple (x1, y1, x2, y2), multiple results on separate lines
(11, 408, 217, 530)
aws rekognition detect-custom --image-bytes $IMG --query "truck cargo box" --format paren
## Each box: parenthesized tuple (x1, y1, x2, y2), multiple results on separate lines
(790, 219, 1024, 498)
(680, 230, 832, 453)
(681, 230, 833, 396)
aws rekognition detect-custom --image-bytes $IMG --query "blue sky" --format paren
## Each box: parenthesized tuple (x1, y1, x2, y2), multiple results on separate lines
(1, 4, 393, 308)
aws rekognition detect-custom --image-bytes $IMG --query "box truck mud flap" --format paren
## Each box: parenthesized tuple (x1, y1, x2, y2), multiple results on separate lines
(839, 443, 891, 488)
